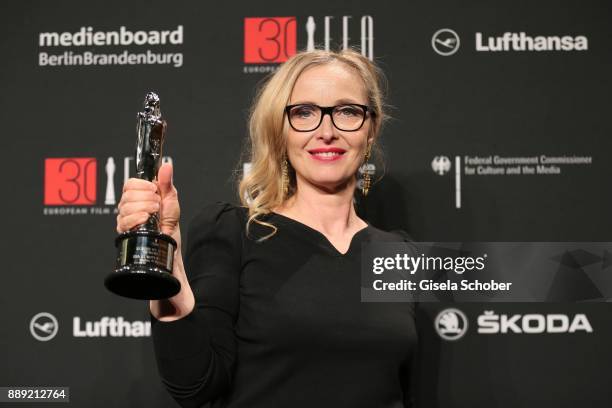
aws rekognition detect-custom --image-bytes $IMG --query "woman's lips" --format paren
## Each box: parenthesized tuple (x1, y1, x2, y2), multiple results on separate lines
(307, 148, 346, 162)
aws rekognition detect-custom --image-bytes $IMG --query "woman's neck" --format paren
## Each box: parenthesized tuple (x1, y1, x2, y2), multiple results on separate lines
(275, 178, 366, 237)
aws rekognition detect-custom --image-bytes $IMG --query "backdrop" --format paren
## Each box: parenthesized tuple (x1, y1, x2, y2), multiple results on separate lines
(1, 0, 611, 407)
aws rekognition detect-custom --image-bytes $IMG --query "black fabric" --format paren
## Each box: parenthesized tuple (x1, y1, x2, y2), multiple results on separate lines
(151, 202, 418, 408)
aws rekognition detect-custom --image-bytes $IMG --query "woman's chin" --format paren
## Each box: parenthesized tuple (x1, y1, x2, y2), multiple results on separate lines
(306, 178, 355, 193)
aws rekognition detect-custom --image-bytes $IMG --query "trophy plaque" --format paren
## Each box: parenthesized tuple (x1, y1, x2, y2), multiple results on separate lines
(104, 92, 181, 300)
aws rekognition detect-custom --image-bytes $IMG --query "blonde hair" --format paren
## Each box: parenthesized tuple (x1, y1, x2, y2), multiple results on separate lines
(238, 49, 388, 239)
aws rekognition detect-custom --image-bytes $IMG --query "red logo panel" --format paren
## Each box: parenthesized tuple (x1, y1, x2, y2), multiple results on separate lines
(244, 17, 297, 63)
(44, 158, 97, 205)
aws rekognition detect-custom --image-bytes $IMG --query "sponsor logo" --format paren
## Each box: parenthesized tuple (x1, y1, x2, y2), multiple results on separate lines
(73, 317, 150, 337)
(29, 313, 150, 341)
(460, 155, 592, 176)
(39, 26, 183, 47)
(43, 156, 172, 215)
(38, 25, 184, 68)
(433, 154, 593, 208)
(434, 308, 468, 341)
(476, 32, 588, 52)
(478, 311, 593, 334)
(432, 29, 588, 55)
(30, 312, 59, 342)
(432, 156, 452, 175)
(432, 29, 460, 56)
(434, 309, 593, 339)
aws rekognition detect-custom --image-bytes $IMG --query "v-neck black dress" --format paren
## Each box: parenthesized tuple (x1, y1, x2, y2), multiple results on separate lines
(151, 202, 418, 408)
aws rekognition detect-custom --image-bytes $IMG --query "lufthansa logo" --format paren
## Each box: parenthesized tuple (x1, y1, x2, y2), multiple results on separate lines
(434, 308, 468, 341)
(432, 29, 460, 56)
(30, 312, 59, 341)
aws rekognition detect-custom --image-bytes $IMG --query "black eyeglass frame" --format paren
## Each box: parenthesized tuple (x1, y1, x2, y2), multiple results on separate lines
(284, 104, 374, 132)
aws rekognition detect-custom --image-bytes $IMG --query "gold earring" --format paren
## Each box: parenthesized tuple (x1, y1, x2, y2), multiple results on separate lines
(282, 158, 289, 197)
(361, 145, 372, 196)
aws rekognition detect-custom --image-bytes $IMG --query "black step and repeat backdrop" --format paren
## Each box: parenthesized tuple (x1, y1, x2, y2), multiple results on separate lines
(1, 0, 611, 407)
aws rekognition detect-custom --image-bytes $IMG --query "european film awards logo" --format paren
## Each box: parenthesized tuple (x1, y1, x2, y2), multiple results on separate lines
(44, 158, 97, 205)
(244, 17, 297, 64)
(243, 15, 374, 74)
(43, 156, 172, 215)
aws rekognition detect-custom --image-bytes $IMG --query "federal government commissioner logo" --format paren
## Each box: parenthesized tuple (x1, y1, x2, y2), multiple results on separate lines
(435, 308, 468, 341)
(432, 28, 460, 56)
(432, 156, 452, 175)
(30, 312, 59, 341)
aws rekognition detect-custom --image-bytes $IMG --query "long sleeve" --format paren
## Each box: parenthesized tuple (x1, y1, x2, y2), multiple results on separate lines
(151, 202, 243, 408)
(151, 208, 418, 408)
(393, 228, 419, 408)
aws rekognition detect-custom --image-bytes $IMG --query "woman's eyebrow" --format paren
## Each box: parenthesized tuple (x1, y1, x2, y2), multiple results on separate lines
(334, 98, 362, 105)
(288, 98, 364, 106)
(288, 100, 317, 105)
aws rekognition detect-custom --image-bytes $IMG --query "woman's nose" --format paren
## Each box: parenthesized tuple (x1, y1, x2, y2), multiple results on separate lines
(317, 114, 336, 142)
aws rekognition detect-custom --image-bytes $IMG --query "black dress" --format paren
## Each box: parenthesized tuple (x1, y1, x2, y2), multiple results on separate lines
(151, 202, 418, 408)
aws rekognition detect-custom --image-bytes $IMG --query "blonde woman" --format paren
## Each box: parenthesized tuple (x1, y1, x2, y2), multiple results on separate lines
(117, 49, 417, 407)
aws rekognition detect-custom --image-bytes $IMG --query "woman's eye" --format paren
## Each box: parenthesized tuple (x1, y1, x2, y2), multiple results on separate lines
(293, 106, 315, 117)
(336, 106, 360, 116)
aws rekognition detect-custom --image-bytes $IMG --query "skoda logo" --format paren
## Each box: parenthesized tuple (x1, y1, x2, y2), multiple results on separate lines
(432, 28, 460, 56)
(435, 308, 468, 341)
(30, 312, 59, 341)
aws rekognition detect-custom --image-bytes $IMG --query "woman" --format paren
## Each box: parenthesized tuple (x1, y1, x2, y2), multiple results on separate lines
(117, 49, 417, 407)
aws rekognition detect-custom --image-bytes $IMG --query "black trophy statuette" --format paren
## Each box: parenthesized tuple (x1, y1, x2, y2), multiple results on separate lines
(105, 92, 180, 300)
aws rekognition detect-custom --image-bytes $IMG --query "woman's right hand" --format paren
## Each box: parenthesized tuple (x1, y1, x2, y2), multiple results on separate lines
(117, 162, 181, 247)
(116, 162, 195, 321)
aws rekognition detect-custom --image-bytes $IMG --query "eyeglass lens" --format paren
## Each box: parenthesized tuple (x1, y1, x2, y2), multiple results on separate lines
(288, 104, 365, 131)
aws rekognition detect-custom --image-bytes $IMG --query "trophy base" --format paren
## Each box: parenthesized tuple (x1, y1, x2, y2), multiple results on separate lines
(106, 230, 181, 300)
(104, 265, 181, 300)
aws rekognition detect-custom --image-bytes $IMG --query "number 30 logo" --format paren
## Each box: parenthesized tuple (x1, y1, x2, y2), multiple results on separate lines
(44, 158, 97, 205)
(244, 17, 297, 63)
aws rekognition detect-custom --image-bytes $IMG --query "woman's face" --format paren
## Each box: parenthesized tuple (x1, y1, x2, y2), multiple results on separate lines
(285, 62, 371, 193)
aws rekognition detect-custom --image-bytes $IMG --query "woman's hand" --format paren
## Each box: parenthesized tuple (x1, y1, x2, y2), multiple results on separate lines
(116, 162, 194, 321)
(116, 162, 181, 248)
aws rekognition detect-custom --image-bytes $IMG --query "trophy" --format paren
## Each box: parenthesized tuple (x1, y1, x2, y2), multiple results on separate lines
(104, 92, 181, 300)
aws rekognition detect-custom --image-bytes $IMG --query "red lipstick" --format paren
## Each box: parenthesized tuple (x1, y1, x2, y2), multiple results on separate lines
(307, 147, 346, 162)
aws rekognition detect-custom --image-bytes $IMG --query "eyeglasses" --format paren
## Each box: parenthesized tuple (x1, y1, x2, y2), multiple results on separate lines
(285, 104, 372, 132)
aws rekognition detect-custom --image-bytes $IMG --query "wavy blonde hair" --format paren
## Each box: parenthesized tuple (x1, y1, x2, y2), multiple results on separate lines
(238, 49, 388, 239)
